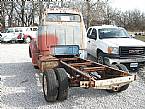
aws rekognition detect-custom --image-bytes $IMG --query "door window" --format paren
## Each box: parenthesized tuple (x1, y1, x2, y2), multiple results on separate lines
(87, 28, 92, 38)
(90, 28, 97, 40)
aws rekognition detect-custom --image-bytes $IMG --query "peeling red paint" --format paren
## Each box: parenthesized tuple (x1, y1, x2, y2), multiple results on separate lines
(38, 34, 58, 53)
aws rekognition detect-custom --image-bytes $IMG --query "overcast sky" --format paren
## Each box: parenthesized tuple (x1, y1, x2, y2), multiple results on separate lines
(111, 0, 145, 12)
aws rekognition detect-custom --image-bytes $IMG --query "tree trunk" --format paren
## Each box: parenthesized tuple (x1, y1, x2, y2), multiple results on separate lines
(21, 0, 25, 26)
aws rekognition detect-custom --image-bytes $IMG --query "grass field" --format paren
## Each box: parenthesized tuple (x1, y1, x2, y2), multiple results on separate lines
(135, 35, 145, 42)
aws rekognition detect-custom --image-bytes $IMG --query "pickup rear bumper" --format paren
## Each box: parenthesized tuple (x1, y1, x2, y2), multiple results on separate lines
(104, 56, 145, 65)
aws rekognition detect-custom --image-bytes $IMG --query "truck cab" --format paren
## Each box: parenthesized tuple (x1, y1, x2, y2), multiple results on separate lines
(29, 8, 87, 69)
(87, 25, 145, 70)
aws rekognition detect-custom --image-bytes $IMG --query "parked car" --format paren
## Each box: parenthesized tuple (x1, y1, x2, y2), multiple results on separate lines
(87, 25, 145, 70)
(0, 26, 38, 43)
(0, 27, 22, 43)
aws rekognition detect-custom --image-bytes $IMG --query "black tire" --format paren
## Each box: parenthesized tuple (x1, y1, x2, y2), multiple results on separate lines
(97, 52, 104, 64)
(42, 69, 58, 102)
(107, 84, 129, 93)
(106, 65, 119, 93)
(117, 84, 129, 92)
(55, 68, 69, 101)
(33, 65, 39, 69)
(116, 64, 129, 91)
(107, 64, 129, 93)
(109, 64, 119, 70)
(29, 47, 32, 58)
(116, 64, 129, 72)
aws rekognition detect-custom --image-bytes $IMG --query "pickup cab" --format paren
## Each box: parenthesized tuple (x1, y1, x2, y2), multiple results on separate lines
(87, 25, 145, 70)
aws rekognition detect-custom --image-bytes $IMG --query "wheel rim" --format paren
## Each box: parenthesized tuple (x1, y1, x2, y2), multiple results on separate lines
(43, 75, 47, 96)
(98, 55, 103, 64)
(25, 37, 31, 43)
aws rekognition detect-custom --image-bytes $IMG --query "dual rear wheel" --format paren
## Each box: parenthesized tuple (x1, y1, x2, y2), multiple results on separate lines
(42, 68, 69, 102)
(42, 64, 130, 102)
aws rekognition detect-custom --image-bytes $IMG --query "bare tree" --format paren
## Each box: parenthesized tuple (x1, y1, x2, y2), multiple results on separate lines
(1, 0, 145, 32)
(0, 1, 15, 27)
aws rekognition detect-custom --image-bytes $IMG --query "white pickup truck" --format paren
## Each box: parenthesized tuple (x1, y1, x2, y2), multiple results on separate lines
(0, 27, 22, 43)
(87, 25, 145, 70)
(0, 32, 17, 43)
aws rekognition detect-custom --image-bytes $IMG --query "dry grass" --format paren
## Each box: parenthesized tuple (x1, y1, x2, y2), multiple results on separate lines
(135, 35, 145, 42)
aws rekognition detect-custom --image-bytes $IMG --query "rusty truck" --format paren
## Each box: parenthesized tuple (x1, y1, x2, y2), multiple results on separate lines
(29, 7, 136, 102)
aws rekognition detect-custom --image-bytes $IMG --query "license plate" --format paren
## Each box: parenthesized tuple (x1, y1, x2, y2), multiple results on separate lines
(130, 63, 138, 68)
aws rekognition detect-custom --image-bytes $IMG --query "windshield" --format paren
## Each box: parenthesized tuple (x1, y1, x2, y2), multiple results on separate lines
(98, 28, 130, 39)
(46, 13, 81, 22)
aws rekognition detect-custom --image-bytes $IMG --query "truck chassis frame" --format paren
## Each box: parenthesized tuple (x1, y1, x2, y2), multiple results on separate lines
(38, 54, 136, 102)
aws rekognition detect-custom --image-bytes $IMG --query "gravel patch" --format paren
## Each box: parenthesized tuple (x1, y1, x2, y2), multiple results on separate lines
(1, 43, 145, 109)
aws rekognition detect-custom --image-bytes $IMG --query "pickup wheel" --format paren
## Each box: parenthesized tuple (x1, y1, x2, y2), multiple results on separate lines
(116, 64, 129, 72)
(116, 64, 129, 91)
(107, 64, 129, 93)
(42, 69, 58, 102)
(117, 84, 129, 92)
(97, 52, 104, 64)
(55, 68, 69, 101)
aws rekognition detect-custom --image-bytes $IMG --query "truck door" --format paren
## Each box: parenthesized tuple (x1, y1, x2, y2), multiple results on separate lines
(87, 28, 97, 57)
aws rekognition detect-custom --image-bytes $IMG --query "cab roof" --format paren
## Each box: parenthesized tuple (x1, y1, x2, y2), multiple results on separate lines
(45, 8, 81, 15)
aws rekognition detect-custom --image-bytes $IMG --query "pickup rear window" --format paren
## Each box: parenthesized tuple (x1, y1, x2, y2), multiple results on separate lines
(46, 13, 81, 22)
